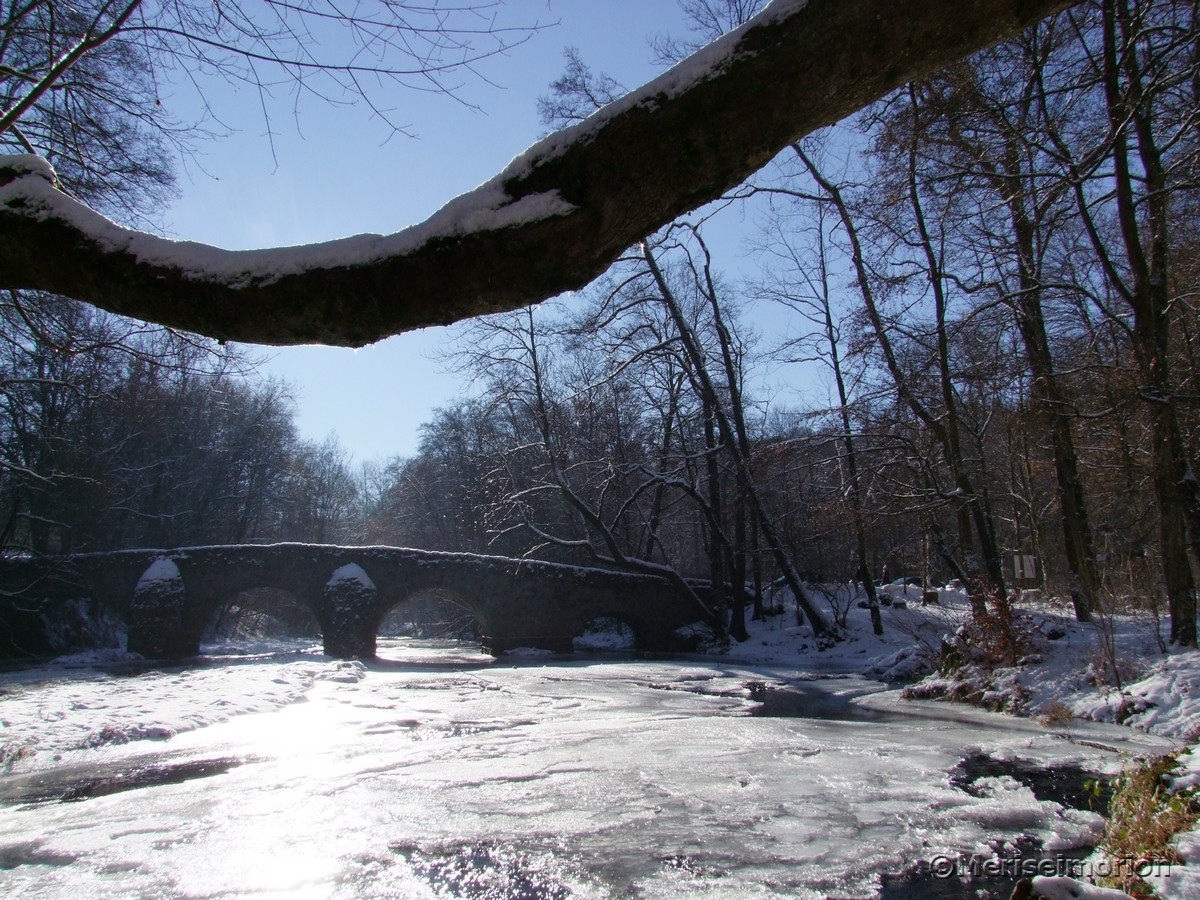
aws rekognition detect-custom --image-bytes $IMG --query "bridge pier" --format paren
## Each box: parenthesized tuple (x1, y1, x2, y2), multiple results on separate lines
(127, 558, 200, 659)
(323, 563, 378, 659)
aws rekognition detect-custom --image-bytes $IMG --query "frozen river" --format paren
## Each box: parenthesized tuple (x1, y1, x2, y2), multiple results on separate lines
(0, 639, 1171, 899)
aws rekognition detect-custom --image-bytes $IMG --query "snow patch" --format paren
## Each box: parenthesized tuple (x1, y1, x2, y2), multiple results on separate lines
(326, 563, 375, 591)
(1094, 653, 1200, 739)
(0, 647, 333, 771)
(573, 617, 636, 652)
(318, 660, 368, 684)
(136, 557, 182, 587)
(864, 643, 936, 682)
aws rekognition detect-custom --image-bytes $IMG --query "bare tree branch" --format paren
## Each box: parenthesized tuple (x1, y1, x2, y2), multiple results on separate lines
(0, 0, 1075, 347)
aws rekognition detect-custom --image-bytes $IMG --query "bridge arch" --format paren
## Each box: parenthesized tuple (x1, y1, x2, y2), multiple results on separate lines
(203, 586, 321, 643)
(377, 588, 482, 642)
(573, 613, 640, 653)
(129, 553, 330, 657)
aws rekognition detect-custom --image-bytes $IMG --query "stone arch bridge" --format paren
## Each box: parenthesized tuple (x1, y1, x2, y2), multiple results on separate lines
(0, 544, 709, 659)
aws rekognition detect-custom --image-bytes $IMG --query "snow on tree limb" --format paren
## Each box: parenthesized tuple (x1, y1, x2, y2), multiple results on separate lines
(0, 0, 1075, 347)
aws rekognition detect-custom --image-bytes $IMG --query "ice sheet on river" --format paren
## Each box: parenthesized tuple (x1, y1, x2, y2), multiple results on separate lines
(0, 642, 363, 767)
(0, 644, 1172, 899)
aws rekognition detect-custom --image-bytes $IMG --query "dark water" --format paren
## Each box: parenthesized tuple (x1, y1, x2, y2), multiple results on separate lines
(747, 678, 897, 722)
(745, 680, 1110, 900)
(0, 754, 250, 806)
(389, 841, 577, 900)
(951, 752, 1111, 817)
(878, 755, 1108, 900)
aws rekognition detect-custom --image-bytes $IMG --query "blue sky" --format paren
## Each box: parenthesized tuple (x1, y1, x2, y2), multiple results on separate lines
(163, 2, 707, 463)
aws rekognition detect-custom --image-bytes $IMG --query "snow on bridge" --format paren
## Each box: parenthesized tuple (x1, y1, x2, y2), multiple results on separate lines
(0, 544, 708, 659)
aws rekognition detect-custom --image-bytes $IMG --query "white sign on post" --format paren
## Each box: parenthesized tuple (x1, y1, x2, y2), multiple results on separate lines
(1013, 554, 1037, 581)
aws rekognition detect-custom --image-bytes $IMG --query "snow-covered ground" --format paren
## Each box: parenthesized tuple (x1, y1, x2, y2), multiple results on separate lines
(0, 587, 1195, 899)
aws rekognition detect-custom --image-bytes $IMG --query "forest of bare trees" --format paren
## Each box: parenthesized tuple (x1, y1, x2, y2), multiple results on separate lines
(2, 0, 1197, 647)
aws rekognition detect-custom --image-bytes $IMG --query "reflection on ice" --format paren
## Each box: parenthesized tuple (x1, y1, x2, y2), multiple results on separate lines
(373, 636, 495, 667)
(0, 640, 1173, 899)
(383, 840, 596, 900)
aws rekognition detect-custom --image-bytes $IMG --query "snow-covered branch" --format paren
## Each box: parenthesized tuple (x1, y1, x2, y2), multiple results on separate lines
(0, 0, 1074, 347)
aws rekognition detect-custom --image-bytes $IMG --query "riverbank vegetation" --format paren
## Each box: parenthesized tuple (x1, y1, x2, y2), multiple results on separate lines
(1099, 747, 1200, 897)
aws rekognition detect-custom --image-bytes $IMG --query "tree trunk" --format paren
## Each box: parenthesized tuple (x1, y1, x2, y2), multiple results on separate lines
(1102, 0, 1197, 646)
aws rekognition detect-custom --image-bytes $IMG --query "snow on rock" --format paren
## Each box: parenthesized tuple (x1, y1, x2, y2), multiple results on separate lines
(83, 722, 178, 747)
(1081, 652, 1200, 740)
(863, 643, 938, 683)
(324, 563, 376, 625)
(318, 660, 368, 684)
(879, 580, 925, 606)
(573, 617, 636, 652)
(1170, 743, 1200, 792)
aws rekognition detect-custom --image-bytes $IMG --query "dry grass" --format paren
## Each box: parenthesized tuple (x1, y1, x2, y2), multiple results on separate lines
(1099, 749, 1200, 898)
(0, 740, 34, 770)
(1036, 700, 1075, 727)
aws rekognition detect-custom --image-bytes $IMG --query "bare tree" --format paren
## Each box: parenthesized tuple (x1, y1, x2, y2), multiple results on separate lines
(1, 0, 545, 150)
(640, 236, 837, 640)
(452, 302, 726, 629)
(1029, 0, 1200, 644)
(755, 173, 885, 634)
(277, 434, 358, 543)
(0, 301, 298, 552)
(869, 24, 1105, 622)
(1092, 0, 1199, 645)
(772, 137, 1002, 617)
